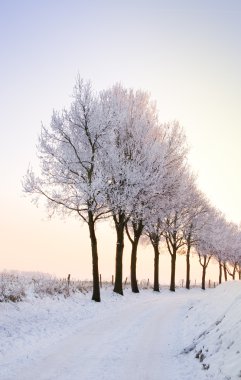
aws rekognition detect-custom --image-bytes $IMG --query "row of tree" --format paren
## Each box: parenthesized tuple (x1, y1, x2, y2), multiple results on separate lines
(23, 77, 241, 302)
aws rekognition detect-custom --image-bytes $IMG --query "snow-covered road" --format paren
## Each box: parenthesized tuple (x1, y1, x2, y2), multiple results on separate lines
(22, 294, 185, 380)
(2, 282, 241, 379)
(1, 289, 198, 380)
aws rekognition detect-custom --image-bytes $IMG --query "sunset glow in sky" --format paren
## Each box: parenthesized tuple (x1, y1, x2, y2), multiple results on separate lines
(1, 1, 241, 282)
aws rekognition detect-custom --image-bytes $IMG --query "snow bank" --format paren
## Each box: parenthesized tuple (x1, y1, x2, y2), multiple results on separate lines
(182, 281, 241, 379)
(0, 271, 92, 302)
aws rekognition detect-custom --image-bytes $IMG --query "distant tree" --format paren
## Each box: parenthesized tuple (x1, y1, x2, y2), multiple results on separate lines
(162, 169, 193, 292)
(224, 223, 241, 280)
(23, 78, 110, 302)
(209, 216, 241, 284)
(195, 208, 221, 290)
(182, 188, 209, 289)
(213, 216, 230, 284)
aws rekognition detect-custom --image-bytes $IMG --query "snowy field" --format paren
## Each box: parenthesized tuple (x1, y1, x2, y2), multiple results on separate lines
(0, 274, 241, 380)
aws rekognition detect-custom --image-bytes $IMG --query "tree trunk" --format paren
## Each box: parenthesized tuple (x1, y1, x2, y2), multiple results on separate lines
(131, 240, 139, 293)
(232, 266, 236, 280)
(239, 269, 241, 280)
(201, 266, 206, 290)
(186, 243, 191, 289)
(113, 213, 125, 295)
(219, 260, 222, 284)
(153, 243, 160, 292)
(88, 211, 100, 302)
(128, 220, 143, 293)
(170, 248, 177, 292)
(201, 256, 207, 290)
(223, 263, 228, 281)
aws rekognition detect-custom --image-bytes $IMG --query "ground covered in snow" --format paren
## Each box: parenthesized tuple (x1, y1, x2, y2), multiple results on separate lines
(0, 275, 241, 380)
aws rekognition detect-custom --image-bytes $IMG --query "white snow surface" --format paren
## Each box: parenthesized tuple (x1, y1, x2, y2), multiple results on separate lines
(1, 281, 241, 380)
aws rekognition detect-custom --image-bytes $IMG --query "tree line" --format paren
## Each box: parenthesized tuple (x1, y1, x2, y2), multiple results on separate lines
(23, 77, 241, 302)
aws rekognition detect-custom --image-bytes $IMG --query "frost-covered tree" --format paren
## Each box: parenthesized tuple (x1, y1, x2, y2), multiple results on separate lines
(209, 215, 228, 284)
(100, 85, 164, 295)
(142, 187, 168, 292)
(144, 123, 188, 292)
(124, 127, 167, 293)
(195, 208, 222, 290)
(182, 188, 209, 289)
(125, 122, 183, 293)
(161, 168, 194, 292)
(223, 223, 241, 280)
(23, 78, 110, 302)
(204, 214, 241, 285)
(236, 230, 241, 280)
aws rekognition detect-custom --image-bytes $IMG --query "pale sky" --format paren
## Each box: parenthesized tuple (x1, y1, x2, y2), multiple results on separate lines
(0, 1, 241, 283)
